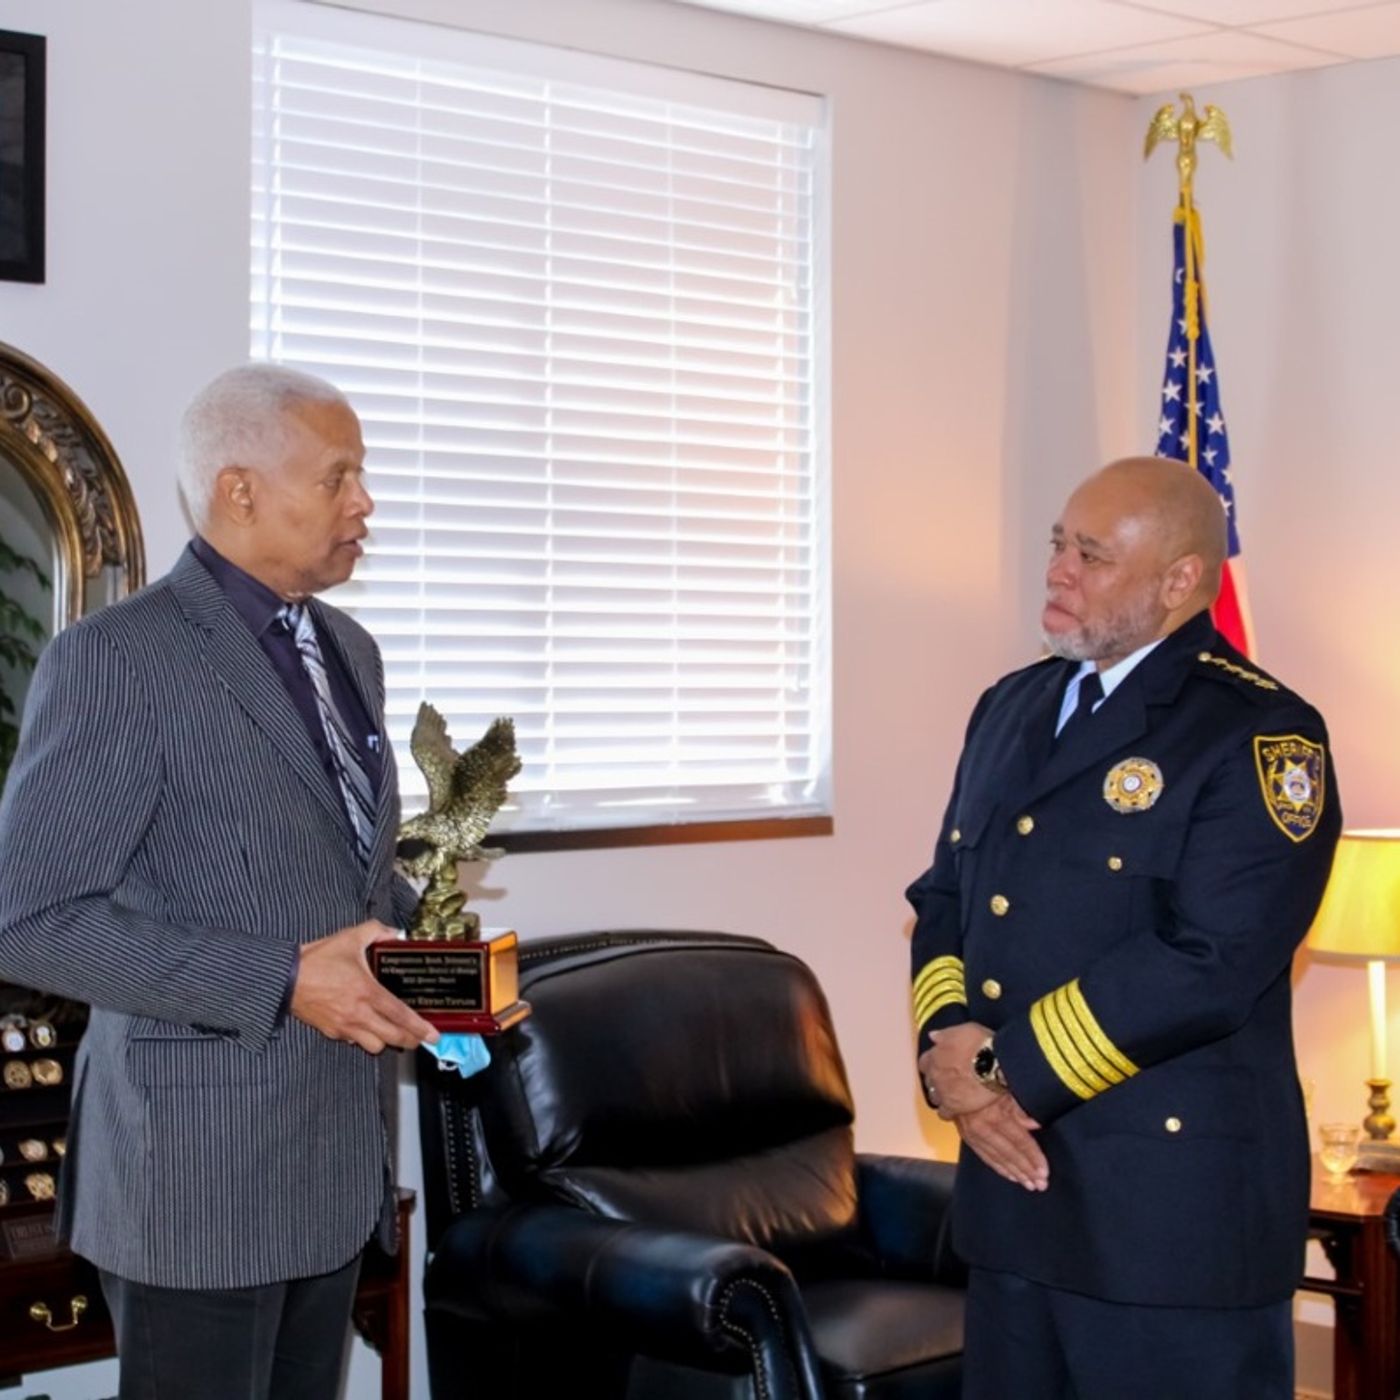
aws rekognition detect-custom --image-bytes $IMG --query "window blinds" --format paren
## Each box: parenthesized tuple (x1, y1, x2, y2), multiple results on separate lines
(252, 4, 829, 832)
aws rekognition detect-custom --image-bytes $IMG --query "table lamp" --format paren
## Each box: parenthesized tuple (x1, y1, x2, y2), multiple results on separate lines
(1306, 830, 1400, 1158)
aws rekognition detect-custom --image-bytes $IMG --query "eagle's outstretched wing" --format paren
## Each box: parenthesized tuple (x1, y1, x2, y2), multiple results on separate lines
(410, 703, 458, 814)
(1144, 103, 1177, 160)
(449, 716, 522, 814)
(1199, 105, 1233, 160)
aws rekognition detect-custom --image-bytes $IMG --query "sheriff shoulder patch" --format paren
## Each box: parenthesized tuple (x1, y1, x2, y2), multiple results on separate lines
(1253, 734, 1326, 843)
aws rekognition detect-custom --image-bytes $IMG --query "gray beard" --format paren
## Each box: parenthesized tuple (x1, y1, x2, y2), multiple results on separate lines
(1040, 593, 1164, 664)
(1042, 630, 1097, 662)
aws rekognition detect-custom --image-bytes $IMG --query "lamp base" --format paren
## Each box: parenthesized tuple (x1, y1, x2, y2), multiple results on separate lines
(1364, 1077, 1395, 1141)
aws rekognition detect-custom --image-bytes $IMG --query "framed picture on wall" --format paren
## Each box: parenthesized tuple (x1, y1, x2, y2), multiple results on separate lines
(0, 28, 45, 284)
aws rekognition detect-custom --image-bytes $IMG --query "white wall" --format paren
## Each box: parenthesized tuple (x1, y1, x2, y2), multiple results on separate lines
(0, 0, 252, 575)
(0, 0, 1141, 1395)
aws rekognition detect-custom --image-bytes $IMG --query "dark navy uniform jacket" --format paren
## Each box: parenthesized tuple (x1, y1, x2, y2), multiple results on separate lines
(907, 610, 1341, 1308)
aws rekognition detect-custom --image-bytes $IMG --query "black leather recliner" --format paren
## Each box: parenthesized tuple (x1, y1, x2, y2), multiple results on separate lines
(418, 930, 966, 1398)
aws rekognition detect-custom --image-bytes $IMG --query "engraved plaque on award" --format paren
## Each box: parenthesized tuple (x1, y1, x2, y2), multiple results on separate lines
(369, 706, 529, 1034)
(370, 926, 528, 1033)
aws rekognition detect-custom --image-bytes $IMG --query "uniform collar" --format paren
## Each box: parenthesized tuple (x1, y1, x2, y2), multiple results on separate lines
(1131, 609, 1220, 705)
(1072, 635, 1166, 702)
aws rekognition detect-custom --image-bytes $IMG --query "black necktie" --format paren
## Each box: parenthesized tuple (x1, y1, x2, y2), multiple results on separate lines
(1056, 671, 1104, 746)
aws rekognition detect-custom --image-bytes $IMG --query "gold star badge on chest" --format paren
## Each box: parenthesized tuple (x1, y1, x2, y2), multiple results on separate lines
(1103, 757, 1165, 813)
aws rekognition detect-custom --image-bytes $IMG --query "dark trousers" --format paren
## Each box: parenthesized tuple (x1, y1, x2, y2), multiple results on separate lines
(963, 1267, 1294, 1400)
(97, 1255, 361, 1400)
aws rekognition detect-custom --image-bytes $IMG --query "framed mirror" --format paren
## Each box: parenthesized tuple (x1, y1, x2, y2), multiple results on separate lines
(0, 339, 144, 621)
(0, 339, 145, 765)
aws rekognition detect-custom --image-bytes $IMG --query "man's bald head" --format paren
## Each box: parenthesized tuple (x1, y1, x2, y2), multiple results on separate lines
(1090, 456, 1227, 587)
(1042, 456, 1227, 666)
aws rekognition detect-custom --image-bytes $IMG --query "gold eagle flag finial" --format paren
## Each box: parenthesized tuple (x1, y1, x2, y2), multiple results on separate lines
(1143, 93, 1232, 470)
(1143, 93, 1233, 192)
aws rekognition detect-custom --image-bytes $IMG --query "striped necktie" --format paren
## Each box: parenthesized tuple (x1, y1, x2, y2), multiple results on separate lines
(278, 602, 375, 863)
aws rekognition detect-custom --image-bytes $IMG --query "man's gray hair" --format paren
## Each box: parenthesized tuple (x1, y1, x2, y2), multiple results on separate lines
(178, 364, 351, 525)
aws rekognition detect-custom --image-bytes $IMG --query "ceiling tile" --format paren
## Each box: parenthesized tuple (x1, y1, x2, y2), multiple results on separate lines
(1119, 0, 1385, 23)
(823, 0, 1208, 67)
(1253, 1, 1400, 57)
(667, 0, 908, 22)
(1029, 26, 1342, 92)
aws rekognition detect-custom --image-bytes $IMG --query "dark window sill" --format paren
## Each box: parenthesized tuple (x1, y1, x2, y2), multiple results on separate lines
(492, 814, 833, 854)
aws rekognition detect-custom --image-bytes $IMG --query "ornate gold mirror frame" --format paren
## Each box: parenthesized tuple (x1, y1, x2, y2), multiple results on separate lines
(0, 339, 145, 624)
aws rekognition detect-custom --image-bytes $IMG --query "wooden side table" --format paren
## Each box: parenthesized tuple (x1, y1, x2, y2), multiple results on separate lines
(0, 1189, 415, 1400)
(1305, 1162, 1400, 1400)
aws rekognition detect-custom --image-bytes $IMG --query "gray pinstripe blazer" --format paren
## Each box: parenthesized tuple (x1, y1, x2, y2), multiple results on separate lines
(0, 547, 416, 1288)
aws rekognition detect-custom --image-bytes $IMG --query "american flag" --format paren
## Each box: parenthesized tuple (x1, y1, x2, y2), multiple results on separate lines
(1154, 210, 1254, 656)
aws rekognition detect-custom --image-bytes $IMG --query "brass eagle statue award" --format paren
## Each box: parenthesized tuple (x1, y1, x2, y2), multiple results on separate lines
(369, 704, 530, 1033)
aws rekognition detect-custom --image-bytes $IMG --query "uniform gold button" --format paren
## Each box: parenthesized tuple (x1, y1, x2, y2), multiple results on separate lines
(1107, 856, 1124, 871)
(982, 979, 1003, 1000)
(1016, 816, 1035, 836)
(1165, 1117, 1182, 1134)
(990, 894, 1010, 917)
(950, 829, 962, 845)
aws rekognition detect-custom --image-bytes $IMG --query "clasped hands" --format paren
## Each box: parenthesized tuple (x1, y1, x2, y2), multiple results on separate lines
(918, 1020, 1049, 1192)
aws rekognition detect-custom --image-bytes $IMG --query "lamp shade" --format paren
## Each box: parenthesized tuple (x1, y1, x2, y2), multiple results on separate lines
(1306, 829, 1400, 960)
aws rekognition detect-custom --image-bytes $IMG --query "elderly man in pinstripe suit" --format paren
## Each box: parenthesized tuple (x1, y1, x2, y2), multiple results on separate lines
(0, 365, 437, 1400)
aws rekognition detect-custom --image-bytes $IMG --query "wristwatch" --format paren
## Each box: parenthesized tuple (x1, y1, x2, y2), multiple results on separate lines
(973, 1038, 1008, 1093)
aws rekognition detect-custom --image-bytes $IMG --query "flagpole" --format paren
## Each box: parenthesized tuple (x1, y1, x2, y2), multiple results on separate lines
(1144, 93, 1232, 469)
(1145, 95, 1252, 657)
(1182, 193, 1198, 468)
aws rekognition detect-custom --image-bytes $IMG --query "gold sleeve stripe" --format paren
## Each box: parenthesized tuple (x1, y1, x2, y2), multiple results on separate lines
(1063, 979, 1138, 1081)
(913, 961, 965, 1004)
(1031, 994, 1103, 1100)
(913, 971, 963, 1002)
(1030, 980, 1138, 1101)
(914, 981, 966, 1025)
(913, 956, 964, 998)
(913, 971, 965, 1016)
(1050, 992, 1119, 1092)
(913, 968, 964, 1003)
(1043, 988, 1116, 1094)
(916, 987, 967, 1023)
(913, 956, 966, 1024)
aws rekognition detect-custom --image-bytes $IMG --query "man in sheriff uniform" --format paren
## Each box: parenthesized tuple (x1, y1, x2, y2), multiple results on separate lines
(908, 456, 1341, 1399)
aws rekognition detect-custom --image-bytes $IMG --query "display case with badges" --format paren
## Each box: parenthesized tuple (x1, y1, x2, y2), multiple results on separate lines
(1, 1001, 90, 1301)
(0, 994, 82, 1251)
